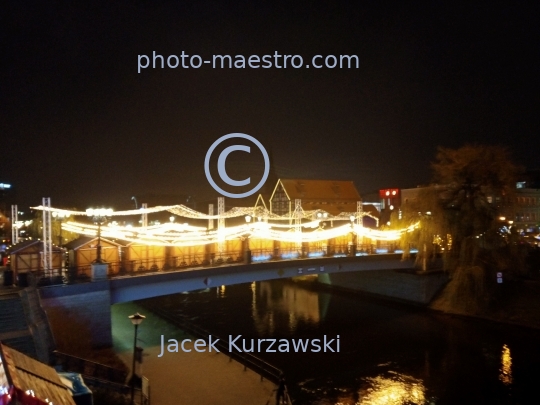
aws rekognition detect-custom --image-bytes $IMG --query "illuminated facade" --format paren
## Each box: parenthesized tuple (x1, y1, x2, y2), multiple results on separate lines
(269, 179, 364, 216)
(500, 186, 540, 233)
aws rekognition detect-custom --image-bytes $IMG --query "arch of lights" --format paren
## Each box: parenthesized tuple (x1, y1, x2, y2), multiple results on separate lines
(31, 204, 419, 247)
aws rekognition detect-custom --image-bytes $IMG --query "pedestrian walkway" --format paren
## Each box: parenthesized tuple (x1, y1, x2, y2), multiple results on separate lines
(112, 302, 277, 405)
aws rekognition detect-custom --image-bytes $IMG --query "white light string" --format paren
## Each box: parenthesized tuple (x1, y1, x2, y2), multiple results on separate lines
(61, 219, 420, 246)
(32, 204, 379, 222)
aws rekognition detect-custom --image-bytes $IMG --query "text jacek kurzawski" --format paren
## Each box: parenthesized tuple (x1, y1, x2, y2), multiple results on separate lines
(158, 334, 340, 357)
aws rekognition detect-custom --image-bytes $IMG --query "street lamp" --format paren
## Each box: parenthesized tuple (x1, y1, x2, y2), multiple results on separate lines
(86, 208, 112, 263)
(129, 312, 146, 405)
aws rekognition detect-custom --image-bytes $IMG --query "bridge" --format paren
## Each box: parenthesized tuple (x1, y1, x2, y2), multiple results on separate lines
(37, 253, 418, 347)
(20, 199, 431, 348)
(26, 199, 419, 282)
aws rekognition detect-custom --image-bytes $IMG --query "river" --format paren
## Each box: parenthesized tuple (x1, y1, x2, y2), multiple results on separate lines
(139, 278, 540, 404)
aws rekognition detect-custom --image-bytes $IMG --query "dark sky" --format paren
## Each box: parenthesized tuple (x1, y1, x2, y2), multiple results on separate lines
(2, 1, 539, 209)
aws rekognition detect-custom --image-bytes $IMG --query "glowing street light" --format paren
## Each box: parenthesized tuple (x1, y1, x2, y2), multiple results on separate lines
(129, 312, 145, 405)
(86, 208, 113, 262)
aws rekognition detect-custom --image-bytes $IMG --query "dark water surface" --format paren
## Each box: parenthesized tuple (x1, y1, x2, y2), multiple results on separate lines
(141, 279, 540, 404)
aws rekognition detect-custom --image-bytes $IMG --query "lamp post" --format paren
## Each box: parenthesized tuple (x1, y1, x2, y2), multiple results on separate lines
(129, 312, 145, 405)
(86, 208, 112, 263)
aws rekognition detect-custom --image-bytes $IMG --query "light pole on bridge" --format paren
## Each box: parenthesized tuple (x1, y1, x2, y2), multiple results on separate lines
(86, 208, 112, 263)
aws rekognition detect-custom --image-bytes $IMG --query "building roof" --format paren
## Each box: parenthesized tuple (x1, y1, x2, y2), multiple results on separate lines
(362, 204, 380, 218)
(9, 240, 63, 254)
(271, 179, 361, 201)
(63, 235, 122, 250)
(0, 342, 76, 405)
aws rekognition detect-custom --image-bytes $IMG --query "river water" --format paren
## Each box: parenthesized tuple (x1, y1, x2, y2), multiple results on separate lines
(140, 279, 540, 404)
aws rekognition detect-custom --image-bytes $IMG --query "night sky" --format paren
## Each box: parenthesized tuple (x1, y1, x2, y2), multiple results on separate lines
(2, 1, 539, 209)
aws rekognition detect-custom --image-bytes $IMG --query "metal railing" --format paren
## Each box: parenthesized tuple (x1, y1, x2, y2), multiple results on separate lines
(139, 301, 293, 404)
(53, 350, 128, 384)
(53, 351, 151, 404)
(30, 242, 417, 286)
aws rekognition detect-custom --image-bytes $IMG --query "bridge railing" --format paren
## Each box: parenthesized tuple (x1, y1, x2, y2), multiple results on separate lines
(33, 241, 417, 285)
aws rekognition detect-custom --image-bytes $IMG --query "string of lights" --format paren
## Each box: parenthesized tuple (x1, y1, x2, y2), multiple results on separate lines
(33, 203, 418, 246)
(61, 219, 420, 246)
(32, 204, 380, 222)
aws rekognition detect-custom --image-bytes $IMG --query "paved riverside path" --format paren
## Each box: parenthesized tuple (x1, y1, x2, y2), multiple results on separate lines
(113, 302, 276, 405)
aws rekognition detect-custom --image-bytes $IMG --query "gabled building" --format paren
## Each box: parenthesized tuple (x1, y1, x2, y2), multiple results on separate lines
(64, 236, 122, 276)
(269, 179, 362, 216)
(8, 240, 65, 281)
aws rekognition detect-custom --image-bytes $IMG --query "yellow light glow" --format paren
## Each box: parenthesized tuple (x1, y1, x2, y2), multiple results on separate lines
(358, 373, 426, 405)
(499, 344, 512, 386)
(62, 218, 419, 246)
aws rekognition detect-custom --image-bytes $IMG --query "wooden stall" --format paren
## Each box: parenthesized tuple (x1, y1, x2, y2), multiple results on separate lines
(122, 242, 166, 273)
(215, 239, 243, 264)
(9, 240, 65, 278)
(276, 240, 301, 259)
(247, 237, 274, 261)
(328, 233, 354, 256)
(64, 236, 121, 277)
(168, 244, 207, 267)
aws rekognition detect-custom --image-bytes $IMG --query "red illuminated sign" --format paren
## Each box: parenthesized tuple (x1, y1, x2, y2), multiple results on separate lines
(379, 189, 400, 198)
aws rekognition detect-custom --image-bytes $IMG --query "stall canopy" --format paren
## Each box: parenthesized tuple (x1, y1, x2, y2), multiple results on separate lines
(0, 342, 76, 405)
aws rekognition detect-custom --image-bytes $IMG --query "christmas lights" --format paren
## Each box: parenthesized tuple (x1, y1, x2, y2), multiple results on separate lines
(35, 203, 419, 246)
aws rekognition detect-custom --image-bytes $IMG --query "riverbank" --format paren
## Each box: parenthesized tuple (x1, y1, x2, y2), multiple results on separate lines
(293, 272, 540, 331)
(137, 278, 540, 404)
(112, 302, 276, 405)
(431, 278, 540, 330)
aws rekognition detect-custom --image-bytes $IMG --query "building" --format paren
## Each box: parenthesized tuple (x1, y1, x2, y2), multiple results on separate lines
(269, 179, 363, 216)
(120, 240, 166, 272)
(400, 182, 540, 235)
(500, 181, 540, 234)
(8, 240, 65, 283)
(64, 236, 122, 277)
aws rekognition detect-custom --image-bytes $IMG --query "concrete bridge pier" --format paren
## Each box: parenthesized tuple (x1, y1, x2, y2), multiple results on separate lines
(39, 280, 113, 348)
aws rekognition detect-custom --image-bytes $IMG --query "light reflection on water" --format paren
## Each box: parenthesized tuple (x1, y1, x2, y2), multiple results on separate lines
(499, 344, 513, 386)
(358, 372, 426, 405)
(301, 372, 430, 405)
(251, 280, 329, 335)
(142, 279, 540, 404)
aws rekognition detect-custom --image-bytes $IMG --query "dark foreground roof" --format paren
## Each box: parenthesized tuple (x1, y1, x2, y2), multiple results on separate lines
(0, 342, 76, 405)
